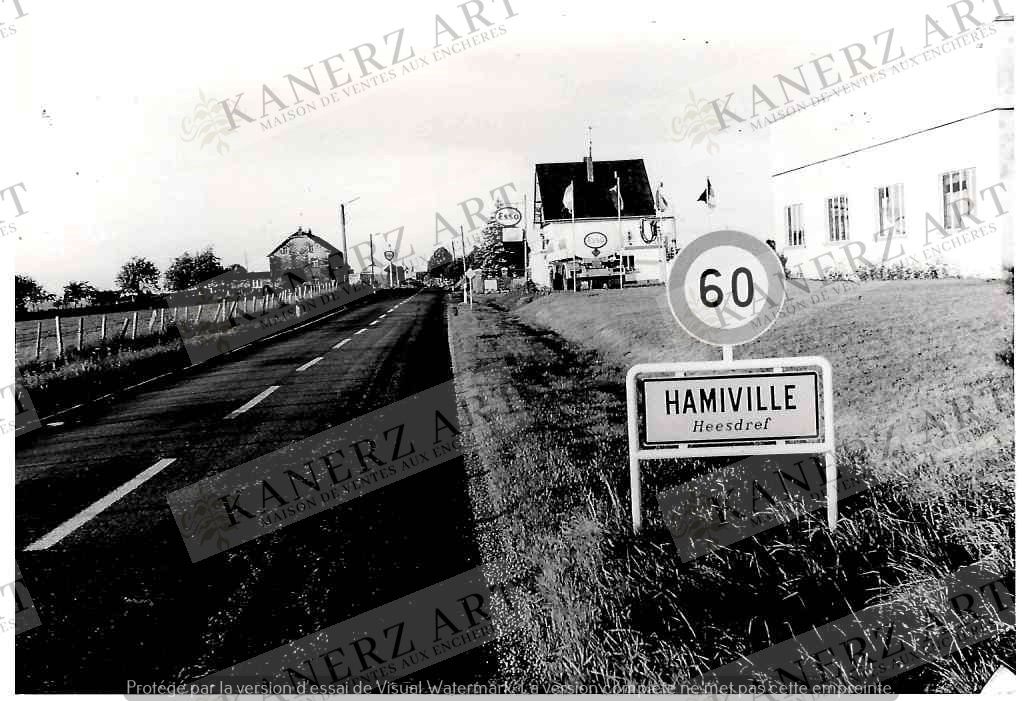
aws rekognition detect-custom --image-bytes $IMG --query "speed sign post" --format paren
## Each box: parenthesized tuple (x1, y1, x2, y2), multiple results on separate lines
(625, 230, 836, 534)
(384, 249, 395, 288)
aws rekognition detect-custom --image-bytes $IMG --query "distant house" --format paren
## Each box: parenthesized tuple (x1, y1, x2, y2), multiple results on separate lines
(268, 228, 350, 287)
(528, 156, 675, 289)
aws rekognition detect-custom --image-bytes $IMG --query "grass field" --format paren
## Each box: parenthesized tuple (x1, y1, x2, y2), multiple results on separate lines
(17, 303, 229, 364)
(448, 278, 1013, 692)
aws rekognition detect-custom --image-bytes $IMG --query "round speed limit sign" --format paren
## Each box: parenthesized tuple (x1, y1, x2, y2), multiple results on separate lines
(666, 230, 786, 346)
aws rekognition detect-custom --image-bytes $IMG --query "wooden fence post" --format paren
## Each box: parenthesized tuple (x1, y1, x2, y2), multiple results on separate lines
(54, 316, 64, 356)
(100, 314, 107, 342)
(148, 309, 157, 334)
(160, 307, 165, 332)
(131, 311, 138, 340)
(77, 316, 84, 350)
(34, 320, 42, 360)
(120, 317, 130, 339)
(195, 304, 203, 323)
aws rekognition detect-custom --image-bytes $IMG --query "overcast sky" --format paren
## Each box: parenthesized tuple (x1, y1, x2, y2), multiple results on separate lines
(5, 0, 966, 291)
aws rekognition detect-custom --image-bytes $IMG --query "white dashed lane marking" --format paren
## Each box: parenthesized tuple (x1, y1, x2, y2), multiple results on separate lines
(24, 458, 178, 551)
(225, 385, 281, 419)
(333, 338, 351, 349)
(296, 357, 324, 372)
(369, 320, 380, 326)
(355, 328, 368, 335)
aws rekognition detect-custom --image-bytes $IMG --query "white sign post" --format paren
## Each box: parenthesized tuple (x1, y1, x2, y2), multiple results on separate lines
(465, 268, 478, 308)
(626, 230, 837, 534)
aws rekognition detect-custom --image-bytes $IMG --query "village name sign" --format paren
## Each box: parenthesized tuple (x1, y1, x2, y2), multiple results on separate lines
(625, 230, 836, 533)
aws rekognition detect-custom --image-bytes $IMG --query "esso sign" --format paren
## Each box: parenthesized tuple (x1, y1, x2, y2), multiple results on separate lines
(494, 207, 522, 227)
(666, 230, 786, 346)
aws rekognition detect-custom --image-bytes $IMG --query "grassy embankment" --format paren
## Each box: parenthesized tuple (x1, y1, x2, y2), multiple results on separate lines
(448, 278, 1013, 692)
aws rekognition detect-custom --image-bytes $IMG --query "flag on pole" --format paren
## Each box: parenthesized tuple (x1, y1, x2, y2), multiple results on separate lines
(655, 182, 670, 212)
(562, 182, 574, 215)
(610, 182, 623, 212)
(697, 178, 716, 208)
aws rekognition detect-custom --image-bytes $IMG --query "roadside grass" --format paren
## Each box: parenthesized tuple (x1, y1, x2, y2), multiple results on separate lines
(449, 279, 1013, 693)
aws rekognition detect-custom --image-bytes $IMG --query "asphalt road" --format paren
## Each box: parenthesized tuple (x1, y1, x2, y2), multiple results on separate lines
(15, 288, 492, 692)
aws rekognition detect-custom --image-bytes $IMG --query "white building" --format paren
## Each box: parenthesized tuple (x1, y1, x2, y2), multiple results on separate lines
(772, 15, 1014, 279)
(528, 156, 676, 289)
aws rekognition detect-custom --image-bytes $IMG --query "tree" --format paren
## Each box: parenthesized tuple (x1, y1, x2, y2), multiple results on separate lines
(428, 246, 454, 276)
(192, 246, 225, 285)
(116, 257, 161, 295)
(164, 247, 225, 291)
(15, 275, 53, 312)
(475, 218, 512, 274)
(164, 251, 194, 291)
(62, 281, 98, 308)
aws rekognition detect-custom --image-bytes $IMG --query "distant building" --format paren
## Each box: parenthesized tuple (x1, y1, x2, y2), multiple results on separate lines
(528, 156, 675, 289)
(382, 263, 406, 286)
(771, 16, 1013, 279)
(267, 228, 350, 287)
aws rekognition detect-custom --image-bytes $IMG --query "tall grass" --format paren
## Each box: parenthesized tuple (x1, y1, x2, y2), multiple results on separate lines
(450, 296, 1013, 693)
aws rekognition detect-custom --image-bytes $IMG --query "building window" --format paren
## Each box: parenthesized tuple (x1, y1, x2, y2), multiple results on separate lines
(876, 184, 905, 238)
(826, 195, 849, 242)
(942, 168, 975, 229)
(785, 204, 805, 247)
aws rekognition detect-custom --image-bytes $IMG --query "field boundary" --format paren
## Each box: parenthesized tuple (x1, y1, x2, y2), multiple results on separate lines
(25, 291, 378, 429)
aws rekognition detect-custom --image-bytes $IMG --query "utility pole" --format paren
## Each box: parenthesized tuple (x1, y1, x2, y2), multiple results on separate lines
(370, 235, 376, 290)
(460, 225, 468, 304)
(339, 203, 348, 284)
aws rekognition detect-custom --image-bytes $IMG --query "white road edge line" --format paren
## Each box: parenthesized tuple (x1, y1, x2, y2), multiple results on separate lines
(355, 328, 368, 335)
(225, 385, 281, 419)
(296, 357, 324, 372)
(24, 458, 178, 551)
(333, 338, 352, 349)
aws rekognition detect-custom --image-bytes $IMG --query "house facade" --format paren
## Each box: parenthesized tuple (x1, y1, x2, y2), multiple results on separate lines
(772, 16, 1014, 279)
(528, 157, 676, 289)
(267, 228, 349, 286)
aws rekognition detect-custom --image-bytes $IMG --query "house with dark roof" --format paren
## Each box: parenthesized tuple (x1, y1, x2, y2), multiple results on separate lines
(267, 228, 351, 287)
(529, 154, 675, 289)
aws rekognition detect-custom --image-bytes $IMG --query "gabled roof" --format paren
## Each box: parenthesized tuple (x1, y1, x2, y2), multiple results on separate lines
(267, 229, 342, 257)
(535, 159, 655, 221)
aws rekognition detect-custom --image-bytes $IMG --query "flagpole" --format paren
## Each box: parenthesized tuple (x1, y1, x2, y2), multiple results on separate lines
(572, 178, 577, 293)
(658, 182, 666, 283)
(617, 171, 623, 290)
